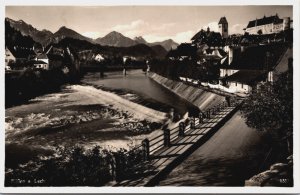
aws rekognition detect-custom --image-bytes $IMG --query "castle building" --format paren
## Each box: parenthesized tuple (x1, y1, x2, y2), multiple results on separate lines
(218, 17, 228, 38)
(244, 14, 292, 35)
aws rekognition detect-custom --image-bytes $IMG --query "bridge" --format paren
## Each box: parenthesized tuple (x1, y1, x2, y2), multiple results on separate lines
(107, 99, 242, 186)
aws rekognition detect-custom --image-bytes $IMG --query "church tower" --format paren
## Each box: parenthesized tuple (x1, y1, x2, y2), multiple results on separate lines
(218, 16, 228, 38)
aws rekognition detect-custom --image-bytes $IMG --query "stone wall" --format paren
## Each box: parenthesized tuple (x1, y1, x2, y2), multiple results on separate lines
(149, 73, 226, 111)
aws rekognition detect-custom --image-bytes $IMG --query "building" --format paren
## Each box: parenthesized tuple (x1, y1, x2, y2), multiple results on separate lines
(5, 46, 36, 68)
(221, 70, 267, 93)
(5, 46, 16, 67)
(166, 43, 197, 61)
(34, 53, 49, 70)
(30, 60, 49, 70)
(95, 54, 105, 62)
(219, 43, 290, 93)
(244, 14, 292, 35)
(218, 17, 229, 38)
(191, 27, 223, 48)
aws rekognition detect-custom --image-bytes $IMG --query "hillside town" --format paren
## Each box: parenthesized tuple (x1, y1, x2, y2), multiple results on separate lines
(4, 6, 294, 189)
(5, 14, 293, 98)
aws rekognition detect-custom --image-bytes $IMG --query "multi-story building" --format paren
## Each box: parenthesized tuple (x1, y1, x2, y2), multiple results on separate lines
(244, 14, 292, 35)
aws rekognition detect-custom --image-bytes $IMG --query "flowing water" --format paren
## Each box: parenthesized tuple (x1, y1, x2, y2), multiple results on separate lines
(5, 70, 269, 186)
(5, 70, 198, 168)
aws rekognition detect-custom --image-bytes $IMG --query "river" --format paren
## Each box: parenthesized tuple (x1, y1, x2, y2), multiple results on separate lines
(5, 70, 197, 169)
(5, 70, 269, 186)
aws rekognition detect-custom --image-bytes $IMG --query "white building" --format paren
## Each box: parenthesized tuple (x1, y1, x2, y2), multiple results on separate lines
(95, 54, 105, 62)
(244, 14, 292, 35)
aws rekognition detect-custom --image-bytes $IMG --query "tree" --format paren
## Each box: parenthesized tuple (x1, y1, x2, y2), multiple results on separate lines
(241, 70, 293, 154)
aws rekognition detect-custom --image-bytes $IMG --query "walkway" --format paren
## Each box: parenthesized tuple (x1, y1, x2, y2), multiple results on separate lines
(159, 111, 270, 186)
(114, 103, 240, 186)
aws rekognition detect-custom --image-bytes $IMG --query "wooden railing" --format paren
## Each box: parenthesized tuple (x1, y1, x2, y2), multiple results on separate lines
(109, 98, 241, 182)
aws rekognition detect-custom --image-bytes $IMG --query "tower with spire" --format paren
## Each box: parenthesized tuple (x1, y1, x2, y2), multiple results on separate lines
(218, 16, 228, 38)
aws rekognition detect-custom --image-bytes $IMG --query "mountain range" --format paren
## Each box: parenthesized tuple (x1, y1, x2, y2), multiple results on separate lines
(6, 17, 178, 51)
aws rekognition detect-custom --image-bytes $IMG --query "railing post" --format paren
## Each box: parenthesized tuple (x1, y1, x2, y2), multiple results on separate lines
(113, 154, 122, 182)
(206, 110, 210, 119)
(109, 155, 116, 181)
(211, 107, 215, 115)
(190, 117, 195, 130)
(163, 129, 171, 147)
(142, 139, 150, 161)
(199, 112, 203, 123)
(178, 122, 185, 137)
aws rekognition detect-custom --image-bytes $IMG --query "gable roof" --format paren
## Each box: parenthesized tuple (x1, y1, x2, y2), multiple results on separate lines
(218, 17, 228, 24)
(224, 70, 267, 85)
(246, 15, 280, 28)
(191, 30, 223, 46)
(7, 46, 36, 59)
(36, 53, 48, 59)
(220, 43, 289, 70)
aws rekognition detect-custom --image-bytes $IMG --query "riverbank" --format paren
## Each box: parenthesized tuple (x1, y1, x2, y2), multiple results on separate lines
(5, 82, 169, 170)
(149, 73, 226, 111)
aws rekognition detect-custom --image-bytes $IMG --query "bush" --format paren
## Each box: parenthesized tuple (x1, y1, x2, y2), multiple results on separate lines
(5, 145, 148, 186)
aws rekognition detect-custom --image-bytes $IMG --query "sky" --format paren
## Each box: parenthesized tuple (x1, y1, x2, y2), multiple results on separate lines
(6, 6, 293, 43)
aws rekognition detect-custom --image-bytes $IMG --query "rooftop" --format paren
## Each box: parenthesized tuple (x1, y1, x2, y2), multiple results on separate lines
(224, 70, 267, 85)
(220, 43, 289, 70)
(7, 46, 36, 59)
(218, 17, 228, 24)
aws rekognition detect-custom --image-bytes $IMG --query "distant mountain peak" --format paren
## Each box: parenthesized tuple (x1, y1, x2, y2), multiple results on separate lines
(134, 36, 147, 44)
(5, 17, 53, 46)
(95, 31, 137, 47)
(57, 26, 71, 31)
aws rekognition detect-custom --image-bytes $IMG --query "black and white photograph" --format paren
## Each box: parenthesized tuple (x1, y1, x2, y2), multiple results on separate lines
(1, 0, 299, 193)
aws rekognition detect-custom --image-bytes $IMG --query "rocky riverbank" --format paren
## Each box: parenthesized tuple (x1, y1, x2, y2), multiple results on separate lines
(245, 155, 293, 186)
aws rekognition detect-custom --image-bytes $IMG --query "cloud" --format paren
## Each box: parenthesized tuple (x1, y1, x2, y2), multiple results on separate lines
(110, 19, 176, 38)
(82, 20, 194, 43)
(111, 19, 148, 34)
(230, 23, 245, 35)
(82, 31, 103, 39)
(143, 30, 195, 44)
(202, 21, 219, 32)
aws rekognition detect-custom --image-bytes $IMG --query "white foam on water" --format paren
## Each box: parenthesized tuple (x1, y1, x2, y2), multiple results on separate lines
(70, 85, 168, 123)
